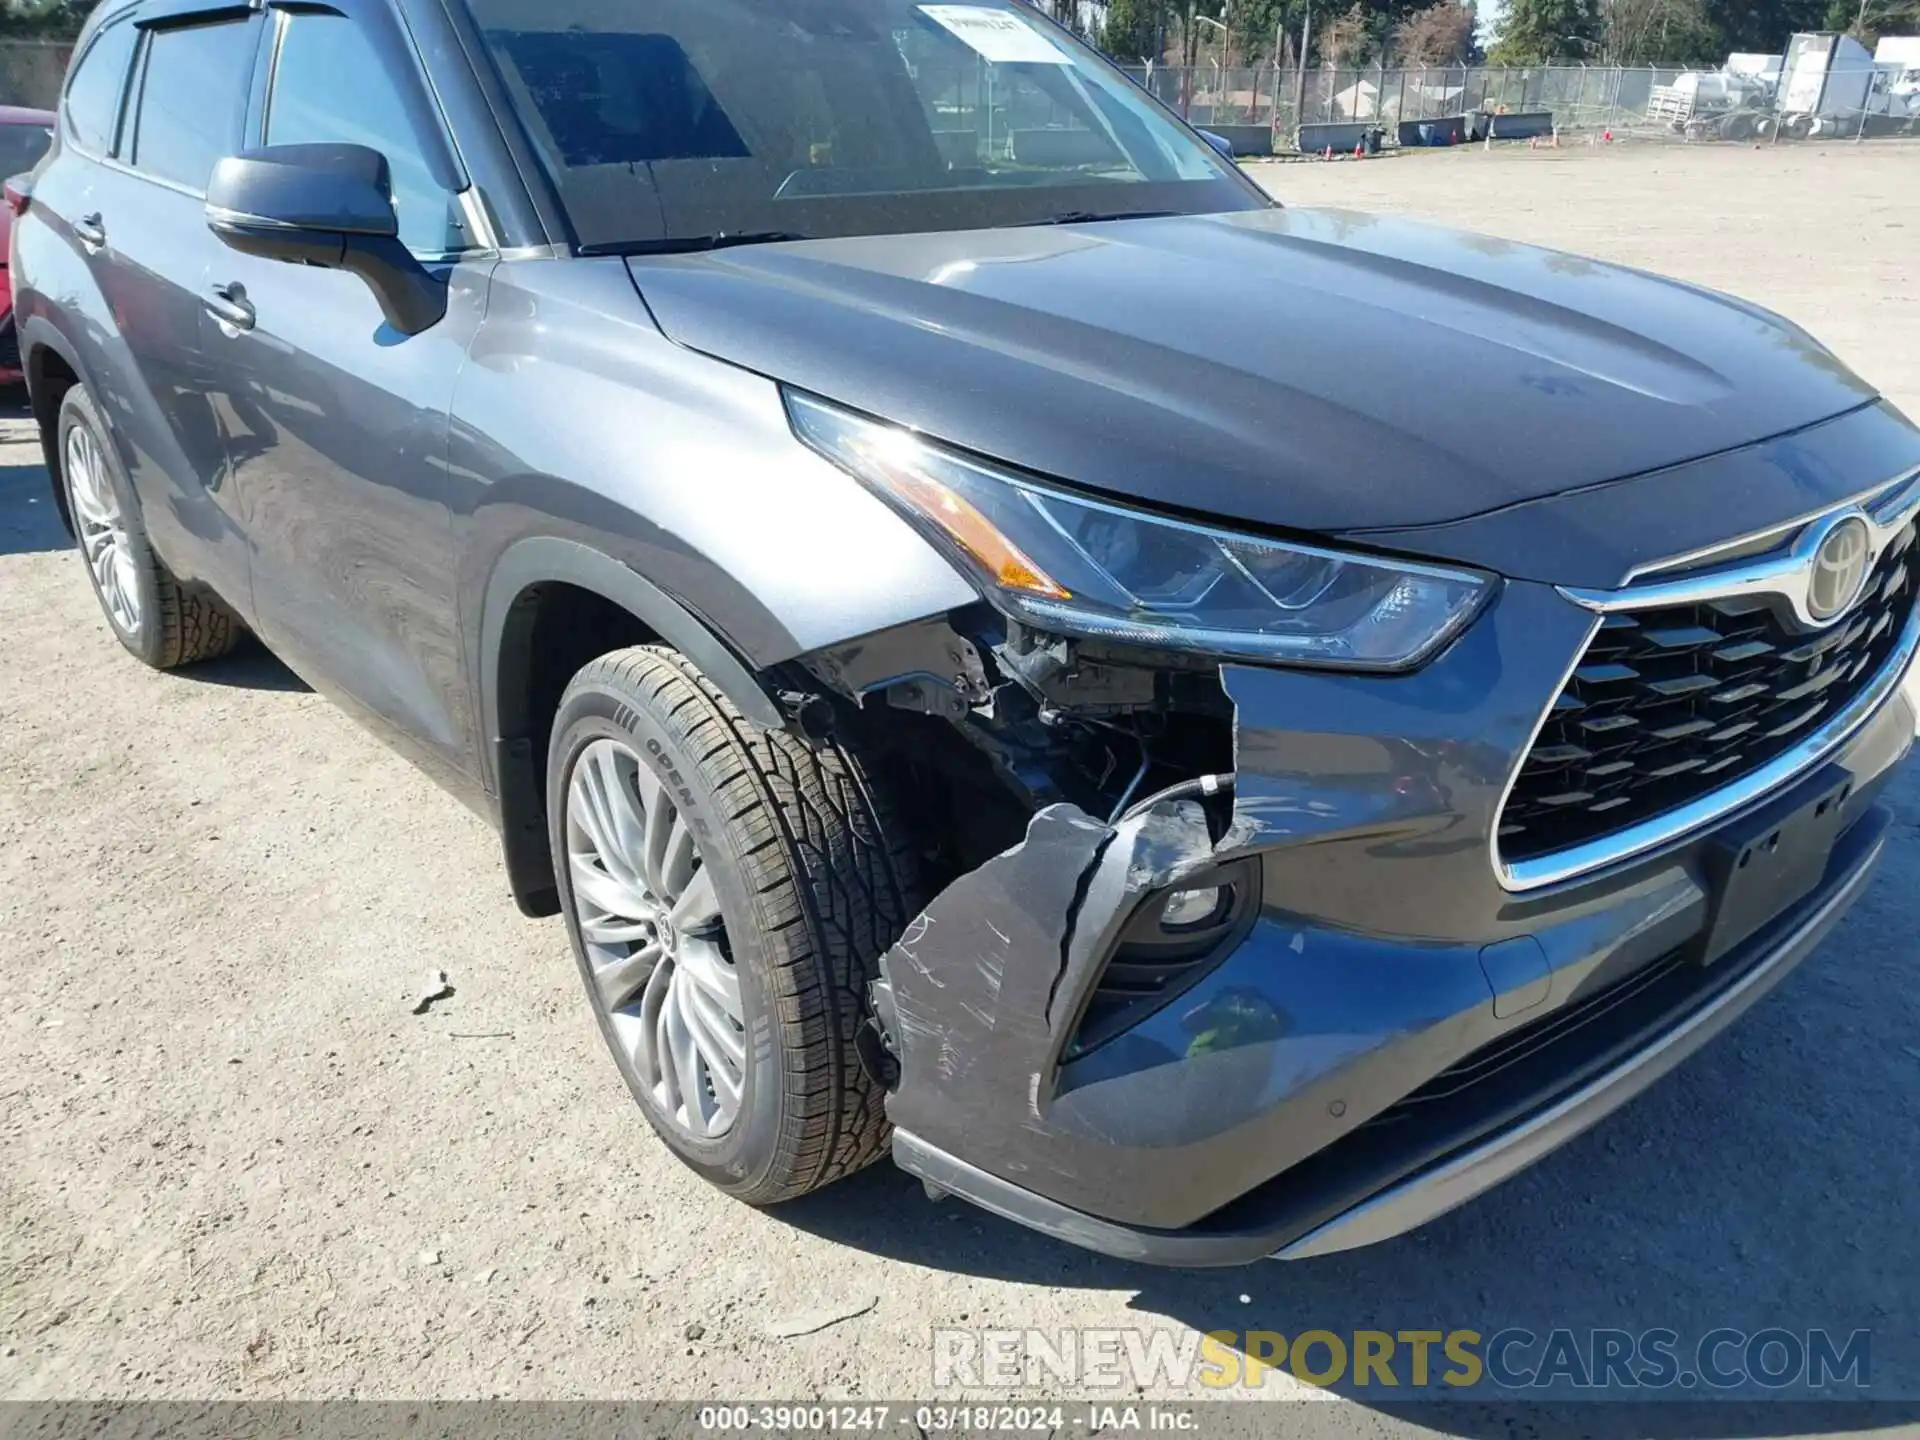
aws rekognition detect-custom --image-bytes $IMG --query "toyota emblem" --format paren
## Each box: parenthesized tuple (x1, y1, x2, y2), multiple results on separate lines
(1806, 515, 1872, 622)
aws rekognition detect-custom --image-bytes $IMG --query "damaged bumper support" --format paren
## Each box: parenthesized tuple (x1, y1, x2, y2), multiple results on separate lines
(877, 581, 1915, 1266)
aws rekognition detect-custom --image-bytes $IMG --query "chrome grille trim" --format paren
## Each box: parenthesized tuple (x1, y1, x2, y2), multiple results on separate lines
(1624, 467, 1920, 582)
(1494, 479, 1920, 893)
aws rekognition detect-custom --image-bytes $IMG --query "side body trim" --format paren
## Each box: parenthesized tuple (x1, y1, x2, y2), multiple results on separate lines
(479, 535, 786, 744)
(479, 536, 786, 915)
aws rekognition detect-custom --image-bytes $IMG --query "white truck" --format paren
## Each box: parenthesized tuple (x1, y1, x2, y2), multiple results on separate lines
(1773, 31, 1917, 136)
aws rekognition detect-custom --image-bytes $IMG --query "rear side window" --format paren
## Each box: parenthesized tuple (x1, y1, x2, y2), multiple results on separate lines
(63, 19, 139, 154)
(129, 18, 256, 191)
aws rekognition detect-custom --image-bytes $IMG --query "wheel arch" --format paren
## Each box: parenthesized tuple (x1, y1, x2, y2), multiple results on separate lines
(22, 322, 87, 538)
(480, 535, 788, 917)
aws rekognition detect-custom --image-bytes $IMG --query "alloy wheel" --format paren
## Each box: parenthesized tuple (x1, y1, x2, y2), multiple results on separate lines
(64, 423, 140, 636)
(565, 737, 746, 1137)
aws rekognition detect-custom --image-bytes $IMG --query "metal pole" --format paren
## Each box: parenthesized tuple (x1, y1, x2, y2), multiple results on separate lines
(1270, 16, 1283, 131)
(1218, 0, 1230, 121)
(1293, 0, 1312, 145)
(1194, 12, 1227, 121)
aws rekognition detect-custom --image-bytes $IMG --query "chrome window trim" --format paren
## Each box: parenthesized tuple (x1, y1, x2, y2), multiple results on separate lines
(1493, 475, 1920, 893)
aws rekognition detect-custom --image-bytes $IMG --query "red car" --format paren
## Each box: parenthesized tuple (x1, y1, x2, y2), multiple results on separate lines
(0, 104, 56, 384)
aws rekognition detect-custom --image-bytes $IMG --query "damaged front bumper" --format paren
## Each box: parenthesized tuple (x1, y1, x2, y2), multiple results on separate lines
(874, 580, 1914, 1266)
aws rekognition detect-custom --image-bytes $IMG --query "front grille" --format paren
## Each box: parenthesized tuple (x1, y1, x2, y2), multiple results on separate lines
(1499, 519, 1920, 865)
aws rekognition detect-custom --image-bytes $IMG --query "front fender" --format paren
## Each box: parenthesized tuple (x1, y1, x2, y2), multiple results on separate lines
(449, 256, 976, 914)
(450, 256, 974, 663)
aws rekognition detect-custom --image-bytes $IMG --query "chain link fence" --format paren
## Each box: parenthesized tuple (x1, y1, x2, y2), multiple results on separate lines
(1119, 62, 1920, 150)
(2, 39, 1912, 151)
(0, 40, 72, 112)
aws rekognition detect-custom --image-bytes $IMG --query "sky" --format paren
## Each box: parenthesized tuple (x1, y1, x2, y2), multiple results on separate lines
(1477, 0, 1505, 47)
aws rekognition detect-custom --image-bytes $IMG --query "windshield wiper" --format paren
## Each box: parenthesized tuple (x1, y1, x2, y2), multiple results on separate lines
(590, 231, 815, 257)
(1013, 209, 1185, 227)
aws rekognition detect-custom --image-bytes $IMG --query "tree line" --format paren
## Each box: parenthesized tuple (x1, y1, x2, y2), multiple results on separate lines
(1089, 0, 1916, 69)
(3, 0, 1914, 70)
(0, 0, 89, 39)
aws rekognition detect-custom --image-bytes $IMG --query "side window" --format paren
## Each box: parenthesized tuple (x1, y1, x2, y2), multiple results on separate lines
(63, 19, 139, 154)
(266, 12, 468, 256)
(129, 19, 256, 191)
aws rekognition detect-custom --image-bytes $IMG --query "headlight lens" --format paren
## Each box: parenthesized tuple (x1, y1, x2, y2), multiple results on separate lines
(787, 392, 1492, 669)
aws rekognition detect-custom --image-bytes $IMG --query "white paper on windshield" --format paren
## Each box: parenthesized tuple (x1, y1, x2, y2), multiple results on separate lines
(919, 6, 1071, 63)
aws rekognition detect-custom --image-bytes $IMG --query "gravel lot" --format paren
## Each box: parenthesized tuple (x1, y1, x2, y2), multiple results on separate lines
(3, 142, 1919, 1424)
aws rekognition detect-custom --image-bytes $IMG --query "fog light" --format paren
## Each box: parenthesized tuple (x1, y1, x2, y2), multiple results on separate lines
(1160, 886, 1226, 929)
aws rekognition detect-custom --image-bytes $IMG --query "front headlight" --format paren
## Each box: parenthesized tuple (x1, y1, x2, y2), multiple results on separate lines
(787, 392, 1492, 670)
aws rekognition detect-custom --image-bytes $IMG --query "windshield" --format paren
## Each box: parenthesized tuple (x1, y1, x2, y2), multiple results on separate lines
(461, 0, 1267, 251)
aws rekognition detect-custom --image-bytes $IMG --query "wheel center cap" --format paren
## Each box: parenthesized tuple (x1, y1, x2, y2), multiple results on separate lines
(657, 918, 677, 953)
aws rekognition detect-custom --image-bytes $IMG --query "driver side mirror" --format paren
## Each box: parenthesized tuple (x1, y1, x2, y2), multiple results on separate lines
(1197, 129, 1235, 159)
(204, 143, 446, 336)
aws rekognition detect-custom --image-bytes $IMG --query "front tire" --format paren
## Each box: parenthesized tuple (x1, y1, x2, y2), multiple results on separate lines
(547, 646, 920, 1204)
(57, 386, 242, 669)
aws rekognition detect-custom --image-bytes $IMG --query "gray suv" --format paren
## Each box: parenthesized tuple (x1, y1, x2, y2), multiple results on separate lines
(14, 0, 1920, 1265)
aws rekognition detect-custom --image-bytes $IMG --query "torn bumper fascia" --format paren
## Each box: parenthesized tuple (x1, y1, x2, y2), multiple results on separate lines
(884, 785, 1513, 1244)
(877, 579, 1914, 1256)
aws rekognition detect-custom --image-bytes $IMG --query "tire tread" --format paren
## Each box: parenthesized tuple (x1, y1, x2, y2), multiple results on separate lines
(56, 386, 244, 671)
(568, 646, 920, 1202)
(149, 570, 243, 669)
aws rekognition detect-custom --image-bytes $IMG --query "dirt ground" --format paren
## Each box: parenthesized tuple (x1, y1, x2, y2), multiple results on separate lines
(4, 142, 1919, 1424)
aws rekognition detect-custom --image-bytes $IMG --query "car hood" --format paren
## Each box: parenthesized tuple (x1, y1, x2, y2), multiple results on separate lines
(626, 207, 1878, 535)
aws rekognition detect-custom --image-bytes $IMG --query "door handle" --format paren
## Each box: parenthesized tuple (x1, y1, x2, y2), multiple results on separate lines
(204, 282, 255, 333)
(74, 211, 105, 250)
